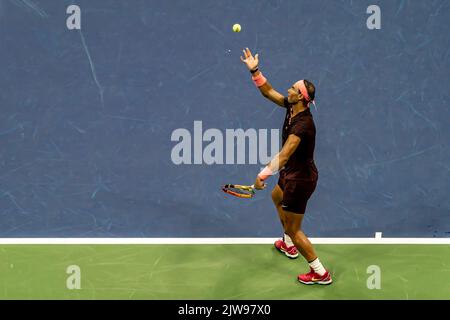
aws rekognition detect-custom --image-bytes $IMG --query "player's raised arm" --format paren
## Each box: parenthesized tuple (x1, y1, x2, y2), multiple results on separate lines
(240, 48, 286, 107)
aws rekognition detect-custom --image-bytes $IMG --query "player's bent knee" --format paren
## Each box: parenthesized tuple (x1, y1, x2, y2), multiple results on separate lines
(271, 189, 282, 206)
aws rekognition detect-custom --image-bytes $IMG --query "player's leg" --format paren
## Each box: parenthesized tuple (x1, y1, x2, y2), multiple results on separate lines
(283, 212, 316, 261)
(282, 180, 332, 285)
(271, 185, 299, 258)
(283, 210, 332, 285)
(271, 185, 286, 229)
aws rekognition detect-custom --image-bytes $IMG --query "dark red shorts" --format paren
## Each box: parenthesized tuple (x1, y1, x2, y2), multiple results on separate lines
(277, 173, 317, 214)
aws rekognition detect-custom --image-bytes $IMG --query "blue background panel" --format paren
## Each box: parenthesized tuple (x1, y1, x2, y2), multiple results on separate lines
(0, 0, 449, 237)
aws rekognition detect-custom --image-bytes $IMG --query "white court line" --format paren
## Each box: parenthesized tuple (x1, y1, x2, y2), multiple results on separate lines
(0, 238, 448, 244)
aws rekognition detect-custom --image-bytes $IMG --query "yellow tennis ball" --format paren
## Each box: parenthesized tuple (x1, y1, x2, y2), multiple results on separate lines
(232, 24, 241, 33)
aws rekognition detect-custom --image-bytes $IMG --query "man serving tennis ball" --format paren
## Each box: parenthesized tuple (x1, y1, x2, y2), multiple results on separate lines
(240, 48, 332, 285)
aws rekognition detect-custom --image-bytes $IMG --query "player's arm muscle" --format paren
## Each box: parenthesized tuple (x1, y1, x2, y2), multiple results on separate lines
(278, 134, 301, 165)
(267, 134, 301, 172)
(253, 70, 285, 107)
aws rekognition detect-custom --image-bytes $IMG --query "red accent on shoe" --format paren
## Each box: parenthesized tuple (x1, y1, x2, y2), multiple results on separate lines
(298, 267, 333, 285)
(274, 239, 299, 259)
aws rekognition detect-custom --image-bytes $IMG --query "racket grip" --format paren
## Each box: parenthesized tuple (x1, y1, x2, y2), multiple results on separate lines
(251, 183, 265, 190)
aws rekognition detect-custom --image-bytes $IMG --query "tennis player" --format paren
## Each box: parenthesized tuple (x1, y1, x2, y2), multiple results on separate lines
(240, 48, 332, 285)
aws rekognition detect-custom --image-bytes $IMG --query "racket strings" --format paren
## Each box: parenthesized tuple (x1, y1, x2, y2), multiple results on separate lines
(222, 184, 255, 198)
(229, 188, 251, 195)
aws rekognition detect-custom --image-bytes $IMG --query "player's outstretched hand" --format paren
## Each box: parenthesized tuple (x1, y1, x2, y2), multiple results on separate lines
(240, 47, 259, 71)
(254, 176, 266, 190)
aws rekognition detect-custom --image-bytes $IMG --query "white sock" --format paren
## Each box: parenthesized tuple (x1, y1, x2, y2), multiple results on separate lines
(308, 258, 326, 276)
(283, 233, 294, 247)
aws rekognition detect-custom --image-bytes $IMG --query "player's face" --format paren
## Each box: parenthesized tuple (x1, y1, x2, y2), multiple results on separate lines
(287, 85, 301, 104)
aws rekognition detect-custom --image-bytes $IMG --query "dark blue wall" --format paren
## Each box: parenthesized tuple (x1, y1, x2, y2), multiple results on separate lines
(1, 0, 449, 237)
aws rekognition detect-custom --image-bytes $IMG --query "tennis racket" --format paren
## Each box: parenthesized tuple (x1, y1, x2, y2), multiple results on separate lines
(222, 184, 256, 199)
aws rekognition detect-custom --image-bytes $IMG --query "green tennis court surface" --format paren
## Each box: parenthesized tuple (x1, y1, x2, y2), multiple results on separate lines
(0, 244, 448, 299)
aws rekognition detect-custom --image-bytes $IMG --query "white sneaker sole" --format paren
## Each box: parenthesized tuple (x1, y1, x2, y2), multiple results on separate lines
(298, 278, 333, 285)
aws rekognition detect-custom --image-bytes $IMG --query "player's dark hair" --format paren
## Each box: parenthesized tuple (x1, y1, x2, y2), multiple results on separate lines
(303, 79, 315, 101)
